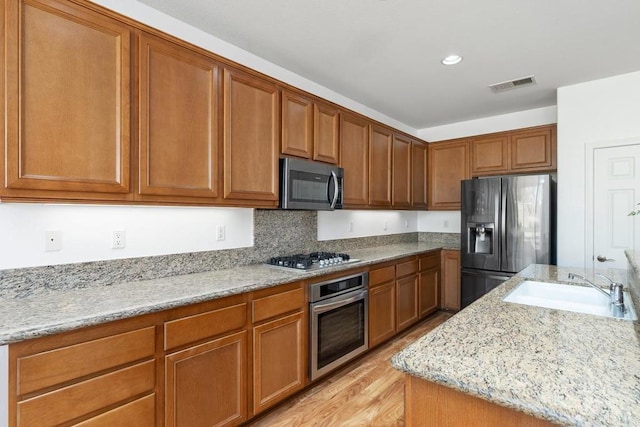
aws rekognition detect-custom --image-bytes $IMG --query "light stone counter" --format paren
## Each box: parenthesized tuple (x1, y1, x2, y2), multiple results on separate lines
(392, 264, 640, 426)
(0, 242, 445, 345)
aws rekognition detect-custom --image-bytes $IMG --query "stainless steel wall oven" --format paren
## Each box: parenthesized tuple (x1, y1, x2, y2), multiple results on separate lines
(309, 272, 368, 381)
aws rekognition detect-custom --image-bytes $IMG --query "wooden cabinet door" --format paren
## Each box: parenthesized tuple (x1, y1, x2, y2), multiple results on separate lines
(223, 67, 279, 205)
(340, 114, 369, 207)
(252, 311, 305, 415)
(411, 141, 428, 209)
(281, 90, 313, 159)
(368, 281, 396, 348)
(471, 134, 509, 176)
(441, 250, 461, 311)
(369, 125, 393, 207)
(392, 134, 412, 208)
(4, 0, 131, 199)
(419, 268, 439, 318)
(428, 139, 470, 210)
(510, 126, 556, 172)
(165, 331, 247, 427)
(313, 102, 340, 164)
(138, 32, 220, 200)
(396, 275, 419, 332)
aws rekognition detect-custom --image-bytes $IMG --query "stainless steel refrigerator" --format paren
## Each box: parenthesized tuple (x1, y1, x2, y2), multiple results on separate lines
(461, 174, 555, 308)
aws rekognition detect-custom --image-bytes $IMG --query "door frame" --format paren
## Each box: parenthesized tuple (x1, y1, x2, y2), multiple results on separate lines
(584, 137, 640, 269)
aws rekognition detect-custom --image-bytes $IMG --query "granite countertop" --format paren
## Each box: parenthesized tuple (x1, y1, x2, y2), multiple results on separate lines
(392, 264, 640, 426)
(0, 242, 445, 345)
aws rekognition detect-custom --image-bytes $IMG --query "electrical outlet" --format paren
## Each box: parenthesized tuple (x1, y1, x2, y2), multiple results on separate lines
(349, 222, 354, 232)
(45, 230, 62, 252)
(112, 230, 125, 249)
(444, 220, 450, 228)
(216, 225, 226, 241)
(383, 221, 388, 231)
(404, 219, 409, 228)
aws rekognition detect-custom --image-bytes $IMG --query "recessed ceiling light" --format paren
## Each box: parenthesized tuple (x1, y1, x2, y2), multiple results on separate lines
(441, 55, 463, 65)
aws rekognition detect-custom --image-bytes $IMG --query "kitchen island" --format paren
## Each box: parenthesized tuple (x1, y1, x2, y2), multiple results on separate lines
(392, 264, 640, 426)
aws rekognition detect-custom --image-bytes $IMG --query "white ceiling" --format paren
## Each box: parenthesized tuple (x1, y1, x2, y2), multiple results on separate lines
(137, 0, 640, 129)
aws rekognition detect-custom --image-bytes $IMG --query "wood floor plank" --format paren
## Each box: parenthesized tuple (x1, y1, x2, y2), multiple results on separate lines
(247, 311, 451, 426)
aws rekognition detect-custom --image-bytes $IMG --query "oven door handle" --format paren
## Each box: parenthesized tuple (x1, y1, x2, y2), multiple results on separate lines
(311, 290, 367, 314)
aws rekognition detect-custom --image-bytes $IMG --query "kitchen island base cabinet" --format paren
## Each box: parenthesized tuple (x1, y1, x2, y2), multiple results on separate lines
(165, 331, 247, 427)
(405, 375, 555, 427)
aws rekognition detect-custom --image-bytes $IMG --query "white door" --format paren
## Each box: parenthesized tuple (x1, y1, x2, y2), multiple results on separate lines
(590, 144, 640, 270)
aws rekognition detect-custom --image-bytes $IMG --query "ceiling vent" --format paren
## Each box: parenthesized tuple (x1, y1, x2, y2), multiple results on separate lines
(489, 75, 536, 93)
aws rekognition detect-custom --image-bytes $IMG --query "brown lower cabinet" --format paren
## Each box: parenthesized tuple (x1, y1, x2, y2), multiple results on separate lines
(441, 249, 461, 311)
(396, 259, 419, 332)
(165, 331, 247, 427)
(418, 252, 440, 317)
(250, 284, 306, 416)
(368, 265, 397, 348)
(9, 251, 448, 426)
(369, 251, 441, 349)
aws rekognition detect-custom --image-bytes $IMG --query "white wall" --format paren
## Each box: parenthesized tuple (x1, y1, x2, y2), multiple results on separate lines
(318, 211, 417, 240)
(0, 205, 253, 270)
(89, 0, 414, 136)
(557, 71, 640, 268)
(417, 106, 557, 142)
(417, 211, 461, 233)
(416, 106, 558, 233)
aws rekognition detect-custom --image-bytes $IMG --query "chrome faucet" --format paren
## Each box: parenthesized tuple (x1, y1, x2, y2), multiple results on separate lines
(567, 272, 626, 316)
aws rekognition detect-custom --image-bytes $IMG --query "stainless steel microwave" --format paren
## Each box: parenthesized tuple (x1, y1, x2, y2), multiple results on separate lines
(280, 157, 344, 210)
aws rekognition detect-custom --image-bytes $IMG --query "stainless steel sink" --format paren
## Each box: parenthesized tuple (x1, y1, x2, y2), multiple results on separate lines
(503, 280, 638, 320)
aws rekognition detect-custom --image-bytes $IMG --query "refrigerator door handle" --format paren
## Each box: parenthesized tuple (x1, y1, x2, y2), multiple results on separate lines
(500, 179, 508, 270)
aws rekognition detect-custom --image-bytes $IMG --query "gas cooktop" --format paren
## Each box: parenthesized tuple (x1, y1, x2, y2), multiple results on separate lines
(267, 252, 360, 272)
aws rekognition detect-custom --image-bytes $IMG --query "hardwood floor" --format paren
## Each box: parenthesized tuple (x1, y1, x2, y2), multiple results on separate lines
(247, 311, 452, 427)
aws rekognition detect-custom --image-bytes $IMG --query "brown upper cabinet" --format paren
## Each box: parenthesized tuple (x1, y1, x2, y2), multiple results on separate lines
(392, 134, 412, 208)
(223, 67, 279, 207)
(340, 114, 370, 207)
(369, 125, 393, 207)
(428, 139, 471, 210)
(4, 0, 438, 209)
(281, 90, 340, 164)
(137, 31, 220, 202)
(471, 134, 509, 176)
(2, 0, 132, 201)
(411, 141, 428, 209)
(471, 125, 557, 176)
(510, 125, 556, 172)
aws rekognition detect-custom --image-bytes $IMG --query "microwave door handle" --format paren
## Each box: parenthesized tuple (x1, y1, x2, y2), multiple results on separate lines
(329, 171, 339, 209)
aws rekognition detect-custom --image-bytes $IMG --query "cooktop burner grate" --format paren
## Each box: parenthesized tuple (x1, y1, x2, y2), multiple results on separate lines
(267, 252, 358, 271)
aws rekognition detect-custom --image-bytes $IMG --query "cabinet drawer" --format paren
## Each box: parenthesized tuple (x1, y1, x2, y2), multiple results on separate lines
(17, 326, 155, 396)
(18, 360, 155, 427)
(419, 253, 440, 271)
(165, 303, 247, 351)
(369, 266, 395, 287)
(253, 288, 304, 323)
(396, 260, 418, 278)
(73, 394, 155, 427)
